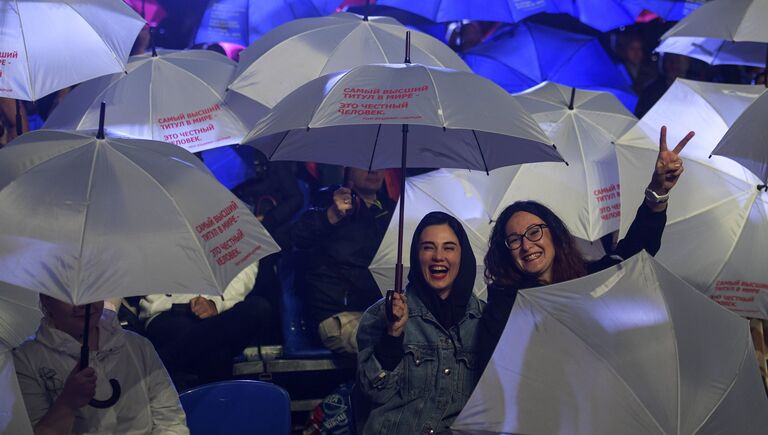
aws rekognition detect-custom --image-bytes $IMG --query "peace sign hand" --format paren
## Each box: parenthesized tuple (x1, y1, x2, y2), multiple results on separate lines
(649, 126, 695, 195)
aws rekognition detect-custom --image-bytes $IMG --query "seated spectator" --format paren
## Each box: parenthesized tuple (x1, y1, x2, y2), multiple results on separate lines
(291, 167, 395, 355)
(140, 262, 270, 387)
(356, 212, 484, 434)
(14, 297, 188, 435)
(230, 148, 303, 250)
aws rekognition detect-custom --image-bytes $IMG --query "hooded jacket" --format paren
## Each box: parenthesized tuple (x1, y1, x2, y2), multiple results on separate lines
(13, 310, 188, 435)
(357, 212, 485, 435)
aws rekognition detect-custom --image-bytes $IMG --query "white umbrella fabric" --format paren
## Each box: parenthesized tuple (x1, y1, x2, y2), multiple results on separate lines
(453, 251, 768, 435)
(616, 79, 768, 318)
(501, 82, 637, 241)
(0, 284, 40, 350)
(0, 129, 280, 306)
(45, 49, 250, 153)
(0, 349, 32, 435)
(228, 12, 470, 110)
(656, 0, 768, 67)
(0, 0, 145, 101)
(711, 91, 768, 184)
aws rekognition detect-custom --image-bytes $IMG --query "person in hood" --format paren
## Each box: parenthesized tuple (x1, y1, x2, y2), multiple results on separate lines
(356, 211, 485, 434)
(14, 296, 188, 435)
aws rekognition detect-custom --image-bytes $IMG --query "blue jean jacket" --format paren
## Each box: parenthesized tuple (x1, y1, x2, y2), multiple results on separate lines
(357, 293, 485, 434)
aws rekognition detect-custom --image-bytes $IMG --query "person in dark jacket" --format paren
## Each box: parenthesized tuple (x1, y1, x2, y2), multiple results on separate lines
(480, 126, 695, 367)
(292, 167, 395, 355)
(357, 211, 484, 434)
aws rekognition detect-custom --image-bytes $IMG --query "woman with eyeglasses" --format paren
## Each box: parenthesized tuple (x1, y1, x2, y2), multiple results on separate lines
(479, 126, 694, 367)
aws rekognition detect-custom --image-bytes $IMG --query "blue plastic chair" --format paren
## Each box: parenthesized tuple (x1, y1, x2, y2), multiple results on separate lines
(180, 380, 291, 435)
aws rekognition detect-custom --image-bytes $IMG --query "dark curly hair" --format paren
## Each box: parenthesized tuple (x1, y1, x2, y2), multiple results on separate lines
(484, 201, 587, 287)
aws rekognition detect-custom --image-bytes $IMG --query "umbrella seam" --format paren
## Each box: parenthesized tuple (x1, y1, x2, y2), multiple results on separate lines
(14, 0, 35, 101)
(520, 290, 669, 434)
(701, 189, 759, 289)
(690, 332, 752, 433)
(106, 141, 223, 291)
(363, 22, 391, 64)
(570, 109, 598, 240)
(410, 177, 490, 244)
(319, 25, 368, 76)
(425, 67, 447, 127)
(73, 142, 100, 303)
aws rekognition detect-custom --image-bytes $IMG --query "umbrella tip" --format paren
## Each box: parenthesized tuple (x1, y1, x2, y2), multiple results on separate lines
(759, 184, 767, 192)
(708, 154, 712, 159)
(97, 102, 106, 140)
(364, 0, 370, 21)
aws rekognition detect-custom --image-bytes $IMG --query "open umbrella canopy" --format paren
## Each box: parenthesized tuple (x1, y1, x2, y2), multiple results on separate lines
(711, 91, 768, 184)
(241, 63, 560, 170)
(453, 252, 768, 434)
(462, 22, 638, 111)
(0, 350, 32, 435)
(656, 0, 768, 67)
(624, 0, 704, 21)
(0, 284, 40, 350)
(229, 13, 470, 110)
(0, 130, 280, 305)
(616, 79, 768, 318)
(503, 82, 637, 241)
(0, 0, 145, 101)
(44, 49, 249, 153)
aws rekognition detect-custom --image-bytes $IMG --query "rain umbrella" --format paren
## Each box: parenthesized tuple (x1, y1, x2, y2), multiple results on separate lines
(242, 60, 561, 309)
(656, 0, 768, 67)
(453, 251, 768, 434)
(228, 12, 470, 110)
(615, 78, 768, 318)
(0, 349, 32, 435)
(711, 91, 768, 184)
(462, 22, 638, 111)
(44, 49, 250, 153)
(0, 0, 145, 101)
(623, 0, 704, 21)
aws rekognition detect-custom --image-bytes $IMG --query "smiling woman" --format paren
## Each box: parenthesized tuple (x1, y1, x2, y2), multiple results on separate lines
(356, 211, 485, 434)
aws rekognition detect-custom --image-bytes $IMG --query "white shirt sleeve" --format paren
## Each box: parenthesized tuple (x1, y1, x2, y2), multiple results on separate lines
(210, 262, 258, 315)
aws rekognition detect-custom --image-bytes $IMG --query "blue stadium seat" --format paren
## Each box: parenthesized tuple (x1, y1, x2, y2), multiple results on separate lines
(278, 250, 336, 359)
(180, 380, 290, 435)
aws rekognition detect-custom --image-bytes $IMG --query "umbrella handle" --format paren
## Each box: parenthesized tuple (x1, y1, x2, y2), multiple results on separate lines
(89, 378, 122, 408)
(385, 289, 400, 323)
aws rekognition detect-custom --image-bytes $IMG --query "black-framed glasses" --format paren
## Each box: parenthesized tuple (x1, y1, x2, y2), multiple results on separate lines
(504, 224, 548, 250)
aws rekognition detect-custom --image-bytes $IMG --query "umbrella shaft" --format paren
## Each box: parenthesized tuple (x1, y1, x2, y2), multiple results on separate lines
(395, 124, 408, 293)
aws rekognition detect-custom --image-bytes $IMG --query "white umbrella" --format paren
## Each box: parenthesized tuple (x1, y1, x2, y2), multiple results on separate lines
(453, 251, 768, 435)
(45, 49, 250, 153)
(0, 349, 32, 435)
(0, 284, 40, 350)
(656, 0, 768, 67)
(616, 78, 768, 318)
(498, 82, 637, 241)
(228, 12, 470, 110)
(0, 129, 280, 305)
(243, 60, 560, 305)
(0, 0, 145, 101)
(711, 91, 768, 184)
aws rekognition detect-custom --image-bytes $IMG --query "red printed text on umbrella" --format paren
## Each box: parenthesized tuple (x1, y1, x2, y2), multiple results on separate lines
(712, 280, 768, 318)
(337, 85, 429, 121)
(195, 201, 261, 268)
(594, 183, 621, 221)
(156, 103, 231, 151)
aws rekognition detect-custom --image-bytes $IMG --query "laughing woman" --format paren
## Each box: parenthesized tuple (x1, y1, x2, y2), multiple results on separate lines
(479, 126, 694, 367)
(357, 212, 485, 435)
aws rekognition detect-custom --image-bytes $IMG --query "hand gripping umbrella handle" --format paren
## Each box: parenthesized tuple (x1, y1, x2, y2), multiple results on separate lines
(80, 303, 122, 408)
(385, 290, 398, 323)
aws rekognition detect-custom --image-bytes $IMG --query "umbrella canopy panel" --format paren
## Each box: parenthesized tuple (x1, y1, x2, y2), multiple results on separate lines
(616, 79, 768, 317)
(0, 0, 145, 101)
(0, 350, 33, 435)
(0, 284, 40, 349)
(0, 131, 280, 305)
(44, 50, 249, 153)
(229, 13, 470, 108)
(243, 63, 561, 171)
(453, 252, 768, 434)
(711, 91, 768, 184)
(661, 0, 768, 43)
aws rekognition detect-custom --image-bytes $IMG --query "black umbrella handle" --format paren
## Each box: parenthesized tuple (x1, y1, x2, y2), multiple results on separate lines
(89, 379, 121, 408)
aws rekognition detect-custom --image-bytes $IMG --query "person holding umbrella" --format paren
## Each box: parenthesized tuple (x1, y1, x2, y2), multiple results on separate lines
(479, 126, 694, 367)
(356, 211, 484, 434)
(14, 296, 188, 435)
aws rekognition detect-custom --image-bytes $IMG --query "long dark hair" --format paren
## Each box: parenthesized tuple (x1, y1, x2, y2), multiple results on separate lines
(485, 201, 587, 288)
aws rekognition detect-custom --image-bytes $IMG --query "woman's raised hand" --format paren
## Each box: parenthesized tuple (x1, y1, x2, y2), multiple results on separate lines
(649, 125, 695, 195)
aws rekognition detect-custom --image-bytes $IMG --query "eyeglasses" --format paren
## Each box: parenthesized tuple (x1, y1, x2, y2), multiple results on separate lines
(504, 224, 548, 250)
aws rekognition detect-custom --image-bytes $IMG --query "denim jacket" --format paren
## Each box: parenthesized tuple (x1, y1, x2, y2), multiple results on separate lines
(357, 293, 485, 435)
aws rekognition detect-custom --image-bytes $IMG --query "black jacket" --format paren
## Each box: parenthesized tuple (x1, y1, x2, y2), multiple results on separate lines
(291, 190, 395, 323)
(479, 202, 667, 368)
